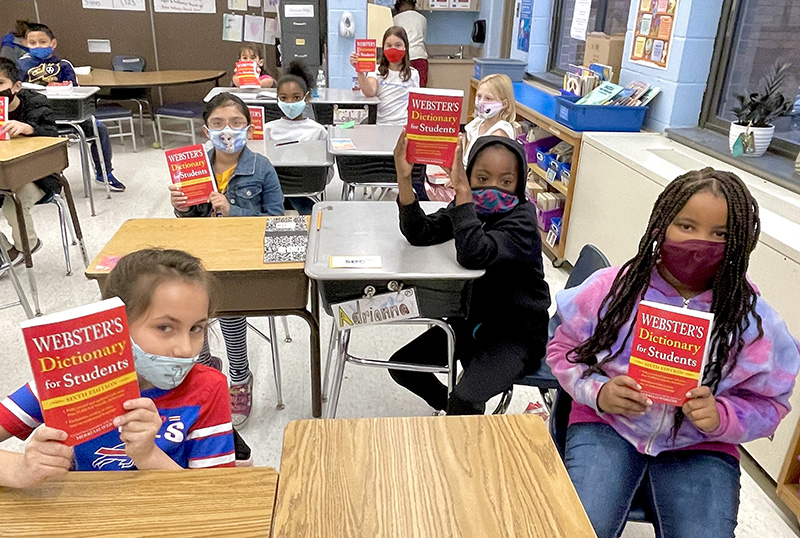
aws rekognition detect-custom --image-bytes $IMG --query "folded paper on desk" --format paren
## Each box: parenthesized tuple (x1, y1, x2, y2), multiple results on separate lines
(264, 216, 308, 263)
(329, 255, 382, 268)
(333, 288, 420, 330)
(330, 138, 356, 150)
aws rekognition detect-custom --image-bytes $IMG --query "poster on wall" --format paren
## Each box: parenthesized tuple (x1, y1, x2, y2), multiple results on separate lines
(265, 0, 279, 14)
(154, 0, 216, 13)
(570, 0, 592, 41)
(223, 13, 244, 42)
(517, 0, 532, 52)
(630, 0, 678, 69)
(82, 0, 145, 11)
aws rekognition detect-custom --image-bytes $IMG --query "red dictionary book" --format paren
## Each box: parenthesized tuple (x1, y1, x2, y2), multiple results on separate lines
(626, 300, 714, 406)
(355, 39, 377, 73)
(165, 144, 217, 207)
(20, 298, 140, 446)
(0, 96, 8, 141)
(235, 61, 261, 88)
(248, 106, 264, 140)
(405, 88, 464, 167)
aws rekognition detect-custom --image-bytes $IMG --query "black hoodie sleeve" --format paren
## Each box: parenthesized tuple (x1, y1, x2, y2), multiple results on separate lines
(17, 90, 58, 137)
(449, 202, 540, 270)
(397, 199, 454, 246)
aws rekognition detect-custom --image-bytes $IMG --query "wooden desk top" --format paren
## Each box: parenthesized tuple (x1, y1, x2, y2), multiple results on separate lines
(0, 467, 278, 538)
(86, 218, 305, 277)
(78, 69, 226, 88)
(0, 137, 67, 163)
(272, 415, 596, 538)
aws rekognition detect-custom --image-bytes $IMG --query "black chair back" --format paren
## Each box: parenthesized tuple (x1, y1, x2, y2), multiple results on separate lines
(112, 55, 146, 72)
(275, 166, 329, 196)
(335, 155, 396, 185)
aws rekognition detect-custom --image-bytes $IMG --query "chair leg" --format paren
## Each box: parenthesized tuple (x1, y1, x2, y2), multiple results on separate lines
(267, 317, 285, 410)
(190, 118, 196, 145)
(321, 322, 338, 402)
(281, 316, 292, 343)
(0, 237, 34, 318)
(129, 117, 137, 152)
(52, 197, 72, 276)
(54, 195, 77, 246)
(157, 115, 165, 150)
(135, 100, 144, 137)
(323, 328, 351, 419)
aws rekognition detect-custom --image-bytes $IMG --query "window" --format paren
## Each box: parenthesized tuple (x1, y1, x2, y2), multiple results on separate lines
(703, 0, 800, 153)
(549, 0, 631, 74)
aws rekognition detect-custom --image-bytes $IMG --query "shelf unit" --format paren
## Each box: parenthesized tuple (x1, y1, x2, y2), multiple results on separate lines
(777, 417, 800, 524)
(469, 78, 582, 264)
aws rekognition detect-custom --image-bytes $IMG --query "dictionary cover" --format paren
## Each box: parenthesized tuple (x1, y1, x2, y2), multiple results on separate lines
(0, 96, 8, 140)
(627, 300, 714, 406)
(20, 298, 139, 446)
(405, 88, 463, 167)
(165, 144, 217, 207)
(234, 61, 261, 88)
(355, 39, 377, 73)
(248, 106, 264, 140)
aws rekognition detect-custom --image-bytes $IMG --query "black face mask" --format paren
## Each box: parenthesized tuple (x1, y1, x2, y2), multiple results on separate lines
(0, 88, 14, 100)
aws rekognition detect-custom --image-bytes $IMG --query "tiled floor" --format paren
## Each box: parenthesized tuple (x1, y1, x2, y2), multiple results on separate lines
(0, 129, 797, 537)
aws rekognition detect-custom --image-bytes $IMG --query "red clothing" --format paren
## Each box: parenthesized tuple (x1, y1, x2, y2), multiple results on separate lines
(411, 58, 428, 88)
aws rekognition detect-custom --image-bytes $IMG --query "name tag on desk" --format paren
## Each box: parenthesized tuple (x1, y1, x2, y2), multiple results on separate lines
(333, 288, 420, 331)
(329, 256, 382, 269)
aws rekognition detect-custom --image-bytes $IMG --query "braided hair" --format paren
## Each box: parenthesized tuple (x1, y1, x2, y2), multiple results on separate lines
(567, 168, 763, 438)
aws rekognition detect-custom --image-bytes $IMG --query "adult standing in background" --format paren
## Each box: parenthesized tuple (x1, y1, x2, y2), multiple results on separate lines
(0, 21, 30, 64)
(393, 0, 428, 87)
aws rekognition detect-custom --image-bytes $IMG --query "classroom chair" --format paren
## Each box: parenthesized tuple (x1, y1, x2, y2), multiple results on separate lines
(155, 102, 204, 149)
(0, 234, 34, 319)
(95, 104, 137, 152)
(274, 166, 329, 203)
(57, 119, 112, 217)
(35, 190, 80, 277)
(96, 55, 153, 137)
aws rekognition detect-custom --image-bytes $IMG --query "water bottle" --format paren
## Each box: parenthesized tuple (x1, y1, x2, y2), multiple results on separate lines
(314, 69, 326, 98)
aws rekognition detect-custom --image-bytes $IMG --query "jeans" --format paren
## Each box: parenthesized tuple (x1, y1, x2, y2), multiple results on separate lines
(565, 422, 740, 538)
(78, 119, 113, 175)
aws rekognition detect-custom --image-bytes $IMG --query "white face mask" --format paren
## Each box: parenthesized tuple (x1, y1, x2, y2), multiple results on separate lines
(474, 99, 504, 119)
(131, 339, 198, 390)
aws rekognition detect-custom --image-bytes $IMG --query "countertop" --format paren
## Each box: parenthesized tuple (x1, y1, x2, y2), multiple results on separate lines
(427, 57, 475, 64)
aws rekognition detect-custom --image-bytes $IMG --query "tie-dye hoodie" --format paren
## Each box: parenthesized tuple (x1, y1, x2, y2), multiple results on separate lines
(546, 266, 800, 457)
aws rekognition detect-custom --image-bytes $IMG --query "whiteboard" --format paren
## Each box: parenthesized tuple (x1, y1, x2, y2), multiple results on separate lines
(153, 0, 216, 13)
(82, 0, 146, 11)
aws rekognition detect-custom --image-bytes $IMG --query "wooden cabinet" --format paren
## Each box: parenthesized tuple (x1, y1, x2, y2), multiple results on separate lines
(429, 61, 477, 124)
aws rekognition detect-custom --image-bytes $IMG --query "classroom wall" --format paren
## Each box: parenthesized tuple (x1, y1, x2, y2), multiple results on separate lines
(424, 11, 477, 46)
(526, 0, 554, 73)
(4, 0, 38, 26)
(478, 0, 505, 58)
(327, 0, 367, 89)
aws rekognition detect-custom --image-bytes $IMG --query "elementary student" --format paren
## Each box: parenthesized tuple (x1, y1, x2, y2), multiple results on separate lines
(232, 43, 274, 89)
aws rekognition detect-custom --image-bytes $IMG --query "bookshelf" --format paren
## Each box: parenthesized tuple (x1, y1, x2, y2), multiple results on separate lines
(777, 418, 800, 524)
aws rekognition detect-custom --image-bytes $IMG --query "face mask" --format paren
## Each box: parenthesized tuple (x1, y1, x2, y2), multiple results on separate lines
(278, 98, 306, 120)
(472, 187, 519, 215)
(0, 88, 14, 100)
(208, 126, 248, 154)
(475, 99, 504, 119)
(29, 47, 54, 60)
(131, 339, 197, 390)
(659, 238, 726, 291)
(383, 47, 406, 64)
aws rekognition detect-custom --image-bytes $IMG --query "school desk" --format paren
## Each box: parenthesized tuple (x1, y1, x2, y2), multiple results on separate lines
(247, 139, 332, 200)
(326, 124, 405, 156)
(38, 86, 111, 215)
(78, 69, 226, 88)
(271, 415, 597, 538)
(84, 217, 323, 418)
(0, 467, 278, 538)
(0, 137, 89, 315)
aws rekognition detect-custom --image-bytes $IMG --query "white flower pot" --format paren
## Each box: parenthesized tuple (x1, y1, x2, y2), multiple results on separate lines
(729, 123, 775, 157)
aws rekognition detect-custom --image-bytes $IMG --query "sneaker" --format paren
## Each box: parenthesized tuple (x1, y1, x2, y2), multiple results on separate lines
(233, 429, 253, 467)
(6, 239, 43, 267)
(432, 410, 446, 417)
(96, 172, 126, 192)
(205, 355, 223, 372)
(230, 372, 253, 427)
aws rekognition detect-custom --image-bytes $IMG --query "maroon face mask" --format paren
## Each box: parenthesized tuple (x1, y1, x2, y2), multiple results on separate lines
(659, 238, 726, 291)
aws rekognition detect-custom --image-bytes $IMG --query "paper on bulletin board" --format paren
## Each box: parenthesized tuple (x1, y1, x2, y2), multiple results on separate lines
(82, 0, 145, 11)
(154, 0, 216, 13)
(264, 0, 278, 14)
(223, 13, 244, 42)
(264, 17, 278, 45)
(244, 14, 265, 43)
(517, 0, 533, 52)
(630, 0, 678, 69)
(228, 0, 247, 10)
(569, 0, 592, 41)
(248, 0, 261, 6)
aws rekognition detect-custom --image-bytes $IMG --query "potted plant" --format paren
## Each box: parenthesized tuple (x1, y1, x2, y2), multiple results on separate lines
(729, 62, 794, 157)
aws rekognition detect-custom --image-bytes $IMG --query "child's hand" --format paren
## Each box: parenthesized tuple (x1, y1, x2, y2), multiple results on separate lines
(597, 376, 653, 416)
(449, 136, 471, 195)
(15, 426, 73, 488)
(232, 74, 241, 87)
(393, 129, 414, 182)
(114, 398, 163, 466)
(168, 184, 190, 210)
(209, 192, 231, 216)
(349, 53, 359, 70)
(682, 386, 720, 432)
(0, 120, 35, 138)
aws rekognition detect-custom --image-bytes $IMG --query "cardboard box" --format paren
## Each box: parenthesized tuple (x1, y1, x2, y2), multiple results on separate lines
(584, 32, 626, 83)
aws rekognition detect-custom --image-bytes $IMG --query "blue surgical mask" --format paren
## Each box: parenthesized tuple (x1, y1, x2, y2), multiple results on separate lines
(29, 47, 54, 60)
(277, 98, 307, 120)
(131, 339, 198, 390)
(208, 126, 248, 154)
(472, 187, 519, 215)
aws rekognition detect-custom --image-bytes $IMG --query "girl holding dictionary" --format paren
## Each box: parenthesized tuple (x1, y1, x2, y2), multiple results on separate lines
(546, 168, 800, 537)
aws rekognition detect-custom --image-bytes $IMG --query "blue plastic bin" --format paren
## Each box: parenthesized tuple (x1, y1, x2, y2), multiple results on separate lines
(553, 95, 647, 132)
(474, 58, 527, 82)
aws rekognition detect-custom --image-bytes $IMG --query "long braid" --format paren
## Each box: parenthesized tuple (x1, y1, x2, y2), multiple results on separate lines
(566, 168, 763, 440)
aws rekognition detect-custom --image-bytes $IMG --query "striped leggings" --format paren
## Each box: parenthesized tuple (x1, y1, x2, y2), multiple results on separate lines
(199, 317, 250, 384)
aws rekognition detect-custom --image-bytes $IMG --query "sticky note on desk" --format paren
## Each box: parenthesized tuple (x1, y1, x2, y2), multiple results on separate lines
(339, 120, 356, 129)
(330, 256, 382, 269)
(330, 138, 356, 150)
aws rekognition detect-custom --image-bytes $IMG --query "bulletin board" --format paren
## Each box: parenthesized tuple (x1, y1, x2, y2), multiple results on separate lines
(630, 0, 678, 70)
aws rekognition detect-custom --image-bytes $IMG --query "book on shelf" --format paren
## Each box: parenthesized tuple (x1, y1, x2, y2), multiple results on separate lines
(576, 81, 624, 105)
(20, 298, 140, 446)
(626, 300, 714, 406)
(0, 96, 8, 140)
(165, 144, 217, 207)
(234, 61, 261, 88)
(355, 39, 377, 73)
(264, 216, 308, 263)
(248, 106, 264, 140)
(405, 88, 463, 167)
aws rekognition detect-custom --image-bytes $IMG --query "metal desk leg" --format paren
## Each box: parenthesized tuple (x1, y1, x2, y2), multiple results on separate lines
(90, 116, 112, 200)
(67, 122, 96, 216)
(0, 198, 34, 319)
(58, 174, 90, 267)
(1, 191, 40, 315)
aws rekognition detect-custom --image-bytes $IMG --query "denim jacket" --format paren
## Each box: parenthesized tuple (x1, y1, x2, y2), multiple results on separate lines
(176, 147, 284, 217)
